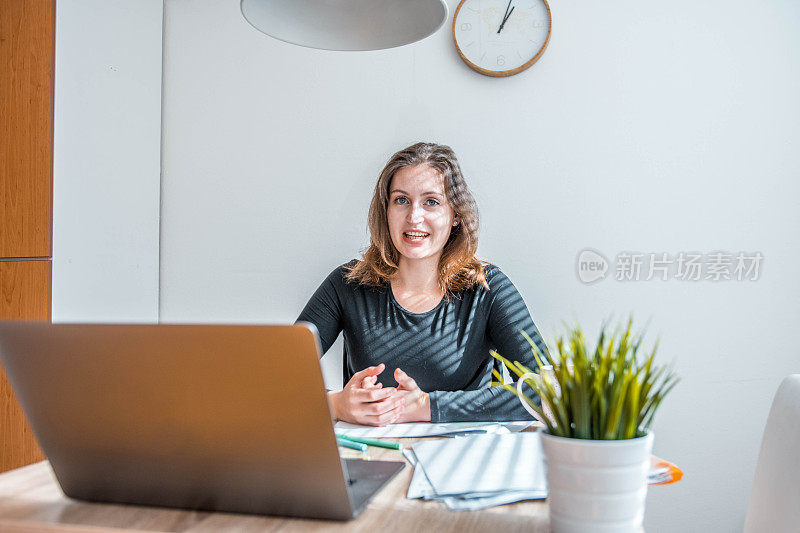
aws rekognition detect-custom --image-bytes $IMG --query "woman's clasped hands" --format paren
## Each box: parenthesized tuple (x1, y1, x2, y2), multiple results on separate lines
(327, 363, 431, 426)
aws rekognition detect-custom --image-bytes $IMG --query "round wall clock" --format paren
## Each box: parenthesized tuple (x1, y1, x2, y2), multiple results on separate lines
(452, 0, 552, 77)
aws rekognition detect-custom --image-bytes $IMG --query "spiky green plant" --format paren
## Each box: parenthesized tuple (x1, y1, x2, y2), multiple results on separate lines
(491, 317, 678, 440)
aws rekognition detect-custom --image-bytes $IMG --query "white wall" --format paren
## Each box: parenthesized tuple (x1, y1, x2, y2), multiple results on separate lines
(53, 0, 162, 322)
(54, 0, 800, 530)
(159, 2, 800, 530)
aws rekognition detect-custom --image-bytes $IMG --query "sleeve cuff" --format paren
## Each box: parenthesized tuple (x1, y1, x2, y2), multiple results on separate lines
(428, 390, 443, 423)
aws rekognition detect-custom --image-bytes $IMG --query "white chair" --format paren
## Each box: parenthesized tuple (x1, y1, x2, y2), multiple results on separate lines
(744, 374, 800, 532)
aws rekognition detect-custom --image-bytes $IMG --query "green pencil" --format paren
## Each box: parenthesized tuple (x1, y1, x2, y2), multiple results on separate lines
(336, 434, 402, 451)
(336, 437, 367, 452)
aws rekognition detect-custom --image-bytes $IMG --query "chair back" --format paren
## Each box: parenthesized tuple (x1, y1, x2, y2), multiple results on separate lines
(744, 374, 800, 532)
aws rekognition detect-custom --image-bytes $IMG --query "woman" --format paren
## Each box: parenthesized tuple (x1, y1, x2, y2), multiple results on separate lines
(297, 142, 548, 425)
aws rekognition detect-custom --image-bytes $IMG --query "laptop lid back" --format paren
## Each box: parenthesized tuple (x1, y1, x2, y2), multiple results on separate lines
(0, 322, 355, 520)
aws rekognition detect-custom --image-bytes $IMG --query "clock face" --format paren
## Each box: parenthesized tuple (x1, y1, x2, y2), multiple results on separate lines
(452, 0, 551, 77)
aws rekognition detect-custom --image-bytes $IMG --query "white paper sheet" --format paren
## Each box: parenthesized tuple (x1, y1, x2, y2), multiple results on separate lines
(441, 489, 548, 511)
(334, 420, 536, 438)
(404, 448, 437, 499)
(412, 433, 547, 496)
(404, 445, 547, 511)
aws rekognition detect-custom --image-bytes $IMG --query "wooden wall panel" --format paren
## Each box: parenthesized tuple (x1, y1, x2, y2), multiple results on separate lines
(0, 0, 54, 258)
(0, 260, 49, 472)
(1, 0, 53, 474)
(0, 261, 51, 319)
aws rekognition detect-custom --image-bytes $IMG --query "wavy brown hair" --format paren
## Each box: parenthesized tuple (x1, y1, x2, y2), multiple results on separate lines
(345, 142, 488, 297)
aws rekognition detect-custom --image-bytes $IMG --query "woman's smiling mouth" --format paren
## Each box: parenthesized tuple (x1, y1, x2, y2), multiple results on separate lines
(403, 231, 430, 243)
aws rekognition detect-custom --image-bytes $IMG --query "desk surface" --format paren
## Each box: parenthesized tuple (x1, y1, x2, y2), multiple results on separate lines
(0, 437, 549, 533)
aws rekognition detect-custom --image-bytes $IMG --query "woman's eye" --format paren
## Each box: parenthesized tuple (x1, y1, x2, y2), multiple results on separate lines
(426, 198, 440, 206)
(394, 197, 408, 205)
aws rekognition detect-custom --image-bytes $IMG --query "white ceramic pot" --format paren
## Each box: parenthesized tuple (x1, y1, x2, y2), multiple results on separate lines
(540, 431, 654, 533)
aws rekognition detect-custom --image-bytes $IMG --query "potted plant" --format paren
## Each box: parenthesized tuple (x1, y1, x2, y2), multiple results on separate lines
(491, 318, 678, 533)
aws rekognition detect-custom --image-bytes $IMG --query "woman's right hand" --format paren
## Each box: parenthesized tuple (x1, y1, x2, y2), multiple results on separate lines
(329, 363, 404, 426)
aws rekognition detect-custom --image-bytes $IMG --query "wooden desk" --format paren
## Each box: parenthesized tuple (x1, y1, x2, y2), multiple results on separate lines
(0, 437, 549, 532)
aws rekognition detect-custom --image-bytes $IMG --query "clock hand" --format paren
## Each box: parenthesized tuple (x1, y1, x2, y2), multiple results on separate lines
(502, 0, 512, 19)
(497, 5, 515, 33)
(497, 0, 512, 34)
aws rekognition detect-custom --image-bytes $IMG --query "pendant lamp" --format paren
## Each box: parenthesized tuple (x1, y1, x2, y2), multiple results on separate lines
(241, 0, 449, 51)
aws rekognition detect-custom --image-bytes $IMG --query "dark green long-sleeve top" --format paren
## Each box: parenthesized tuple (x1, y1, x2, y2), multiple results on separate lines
(296, 261, 548, 422)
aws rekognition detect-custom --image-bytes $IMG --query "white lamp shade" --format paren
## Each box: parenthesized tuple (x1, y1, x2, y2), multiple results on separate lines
(241, 0, 449, 51)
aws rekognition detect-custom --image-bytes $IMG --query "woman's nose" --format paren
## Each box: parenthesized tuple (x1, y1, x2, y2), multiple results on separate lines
(407, 203, 424, 223)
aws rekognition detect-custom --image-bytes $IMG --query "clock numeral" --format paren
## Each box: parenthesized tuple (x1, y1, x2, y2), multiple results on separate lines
(533, 20, 545, 28)
(497, 55, 506, 67)
(460, 22, 473, 31)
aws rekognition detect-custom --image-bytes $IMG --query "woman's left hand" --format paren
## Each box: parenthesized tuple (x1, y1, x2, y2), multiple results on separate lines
(393, 368, 431, 423)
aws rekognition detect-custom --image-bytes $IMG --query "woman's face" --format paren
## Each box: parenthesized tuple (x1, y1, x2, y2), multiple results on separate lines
(387, 165, 456, 266)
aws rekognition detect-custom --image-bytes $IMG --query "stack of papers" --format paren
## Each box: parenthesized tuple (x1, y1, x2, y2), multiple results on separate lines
(405, 433, 547, 511)
(334, 420, 536, 438)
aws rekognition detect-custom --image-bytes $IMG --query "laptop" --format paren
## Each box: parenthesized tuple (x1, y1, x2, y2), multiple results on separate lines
(0, 321, 404, 520)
